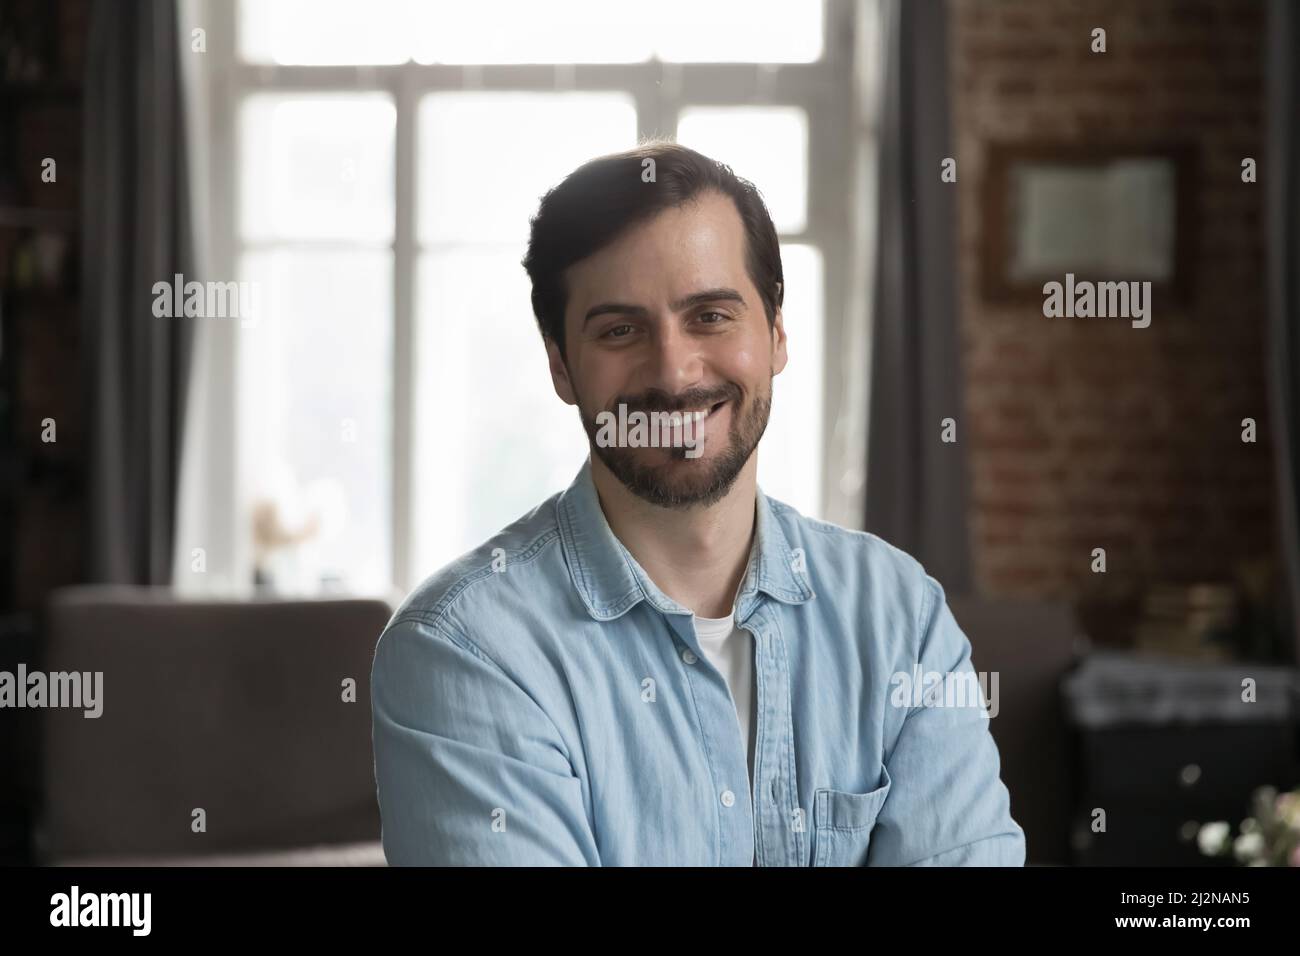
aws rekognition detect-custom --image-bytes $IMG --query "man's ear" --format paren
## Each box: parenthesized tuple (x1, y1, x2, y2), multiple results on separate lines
(545, 337, 578, 405)
(771, 294, 789, 377)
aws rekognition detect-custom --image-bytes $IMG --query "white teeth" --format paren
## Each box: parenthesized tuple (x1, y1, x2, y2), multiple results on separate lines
(663, 403, 722, 427)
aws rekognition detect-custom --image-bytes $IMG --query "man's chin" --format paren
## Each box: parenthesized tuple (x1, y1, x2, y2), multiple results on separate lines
(594, 447, 744, 509)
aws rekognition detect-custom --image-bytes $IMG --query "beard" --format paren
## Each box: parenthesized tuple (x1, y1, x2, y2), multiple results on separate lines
(578, 377, 773, 510)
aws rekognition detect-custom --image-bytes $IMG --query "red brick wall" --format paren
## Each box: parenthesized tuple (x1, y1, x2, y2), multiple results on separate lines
(949, 0, 1275, 605)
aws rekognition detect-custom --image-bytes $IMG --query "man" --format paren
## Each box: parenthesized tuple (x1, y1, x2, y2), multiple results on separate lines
(371, 142, 1025, 866)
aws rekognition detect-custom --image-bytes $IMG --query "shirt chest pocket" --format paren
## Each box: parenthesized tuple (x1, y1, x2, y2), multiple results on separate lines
(811, 767, 892, 867)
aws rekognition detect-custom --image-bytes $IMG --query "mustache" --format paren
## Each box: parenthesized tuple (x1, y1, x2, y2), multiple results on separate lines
(606, 384, 740, 415)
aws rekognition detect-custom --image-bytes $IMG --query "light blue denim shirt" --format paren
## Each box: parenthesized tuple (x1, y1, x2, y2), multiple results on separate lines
(371, 458, 1026, 866)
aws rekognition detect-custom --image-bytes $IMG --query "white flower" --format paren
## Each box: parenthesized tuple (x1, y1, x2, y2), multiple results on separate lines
(1233, 831, 1265, 862)
(1197, 821, 1231, 855)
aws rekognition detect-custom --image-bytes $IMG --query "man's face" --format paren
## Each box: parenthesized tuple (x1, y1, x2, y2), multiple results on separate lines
(546, 190, 788, 509)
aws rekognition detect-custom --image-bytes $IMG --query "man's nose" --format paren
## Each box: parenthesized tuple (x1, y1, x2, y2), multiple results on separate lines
(644, 321, 703, 395)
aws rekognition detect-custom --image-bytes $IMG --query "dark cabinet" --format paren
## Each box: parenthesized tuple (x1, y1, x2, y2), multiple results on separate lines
(1063, 652, 1299, 866)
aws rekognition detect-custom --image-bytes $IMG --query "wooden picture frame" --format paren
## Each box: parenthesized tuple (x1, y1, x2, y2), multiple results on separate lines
(979, 142, 1197, 305)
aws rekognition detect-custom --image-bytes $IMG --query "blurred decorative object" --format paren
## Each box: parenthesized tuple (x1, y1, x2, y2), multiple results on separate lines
(9, 236, 35, 288)
(3, 230, 71, 290)
(250, 462, 352, 594)
(1133, 582, 1236, 661)
(30, 231, 66, 285)
(1110, 559, 1287, 663)
(980, 143, 1195, 303)
(0, 3, 51, 85)
(1197, 785, 1300, 866)
(251, 497, 321, 594)
(1221, 556, 1292, 662)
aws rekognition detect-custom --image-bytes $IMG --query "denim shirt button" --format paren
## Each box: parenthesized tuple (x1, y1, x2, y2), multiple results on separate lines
(681, 648, 698, 665)
(721, 789, 736, 807)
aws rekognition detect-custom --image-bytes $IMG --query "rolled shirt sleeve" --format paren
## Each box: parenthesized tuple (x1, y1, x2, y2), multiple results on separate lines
(867, 577, 1027, 866)
(371, 617, 600, 866)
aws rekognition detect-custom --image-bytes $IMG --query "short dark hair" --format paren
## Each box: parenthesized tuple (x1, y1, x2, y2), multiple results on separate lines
(522, 140, 784, 359)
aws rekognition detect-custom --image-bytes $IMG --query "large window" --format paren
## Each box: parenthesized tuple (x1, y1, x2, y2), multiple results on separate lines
(198, 0, 861, 595)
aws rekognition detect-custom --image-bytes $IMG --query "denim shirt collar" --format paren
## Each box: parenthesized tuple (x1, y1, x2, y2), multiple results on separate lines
(556, 457, 815, 622)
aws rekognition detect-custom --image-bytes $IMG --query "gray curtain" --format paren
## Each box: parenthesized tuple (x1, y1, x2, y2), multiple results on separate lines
(81, 0, 194, 585)
(1266, 0, 1300, 663)
(865, 0, 971, 592)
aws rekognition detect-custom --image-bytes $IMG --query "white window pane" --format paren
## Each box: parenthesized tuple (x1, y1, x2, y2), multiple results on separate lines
(676, 107, 809, 233)
(238, 250, 393, 594)
(409, 0, 821, 64)
(239, 0, 411, 65)
(413, 247, 589, 577)
(418, 93, 637, 244)
(238, 0, 821, 65)
(240, 94, 395, 242)
(758, 244, 823, 518)
(654, 0, 823, 62)
(412, 0, 654, 64)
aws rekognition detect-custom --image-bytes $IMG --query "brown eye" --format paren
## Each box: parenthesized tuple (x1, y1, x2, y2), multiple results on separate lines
(603, 324, 634, 339)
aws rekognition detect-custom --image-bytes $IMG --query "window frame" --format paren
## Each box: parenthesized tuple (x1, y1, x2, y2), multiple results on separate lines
(196, 0, 870, 594)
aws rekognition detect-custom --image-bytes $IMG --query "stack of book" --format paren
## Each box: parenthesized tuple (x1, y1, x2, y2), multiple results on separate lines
(1133, 583, 1237, 660)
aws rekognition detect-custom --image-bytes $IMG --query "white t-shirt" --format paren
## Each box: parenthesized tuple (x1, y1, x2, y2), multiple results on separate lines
(691, 612, 756, 786)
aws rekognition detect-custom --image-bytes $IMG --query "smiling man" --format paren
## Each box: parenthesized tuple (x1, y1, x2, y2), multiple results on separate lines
(371, 142, 1025, 866)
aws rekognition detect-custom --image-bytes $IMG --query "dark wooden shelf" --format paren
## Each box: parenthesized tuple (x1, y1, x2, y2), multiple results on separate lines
(0, 83, 82, 103)
(0, 206, 77, 230)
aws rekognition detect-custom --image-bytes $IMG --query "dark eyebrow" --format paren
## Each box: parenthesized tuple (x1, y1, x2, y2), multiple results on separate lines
(672, 288, 746, 312)
(583, 288, 747, 327)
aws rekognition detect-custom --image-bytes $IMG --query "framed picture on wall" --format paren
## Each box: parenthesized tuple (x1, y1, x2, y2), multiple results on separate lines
(980, 143, 1197, 304)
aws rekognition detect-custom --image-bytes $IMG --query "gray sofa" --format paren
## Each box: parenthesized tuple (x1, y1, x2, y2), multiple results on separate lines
(34, 587, 1080, 866)
(37, 586, 392, 866)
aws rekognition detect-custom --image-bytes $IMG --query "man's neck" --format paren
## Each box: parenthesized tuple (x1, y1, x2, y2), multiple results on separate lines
(589, 454, 758, 619)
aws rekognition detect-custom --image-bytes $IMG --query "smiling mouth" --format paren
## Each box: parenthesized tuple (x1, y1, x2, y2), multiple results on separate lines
(644, 400, 728, 424)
